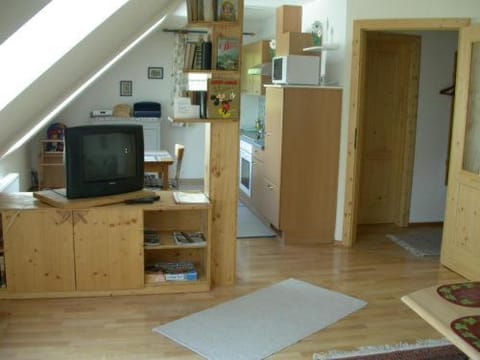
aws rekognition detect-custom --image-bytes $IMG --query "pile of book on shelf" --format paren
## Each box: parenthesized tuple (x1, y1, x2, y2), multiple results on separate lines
(187, 0, 239, 22)
(184, 39, 212, 71)
(145, 261, 198, 282)
(144, 229, 161, 247)
(174, 232, 206, 247)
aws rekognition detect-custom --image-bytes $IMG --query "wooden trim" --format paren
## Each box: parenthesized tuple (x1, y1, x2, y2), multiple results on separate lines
(343, 18, 470, 247)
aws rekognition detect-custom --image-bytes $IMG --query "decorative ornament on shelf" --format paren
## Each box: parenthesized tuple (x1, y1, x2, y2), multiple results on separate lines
(269, 39, 276, 58)
(311, 20, 323, 46)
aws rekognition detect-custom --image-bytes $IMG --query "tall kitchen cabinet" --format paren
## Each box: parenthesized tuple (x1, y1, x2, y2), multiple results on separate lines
(263, 86, 342, 243)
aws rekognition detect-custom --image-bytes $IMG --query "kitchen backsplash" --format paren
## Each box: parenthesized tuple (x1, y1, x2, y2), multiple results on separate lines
(240, 94, 265, 129)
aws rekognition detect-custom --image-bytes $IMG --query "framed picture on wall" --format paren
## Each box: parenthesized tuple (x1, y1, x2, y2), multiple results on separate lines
(148, 67, 163, 79)
(120, 80, 133, 96)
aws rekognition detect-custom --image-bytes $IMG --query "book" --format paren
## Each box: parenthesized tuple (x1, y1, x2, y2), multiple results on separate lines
(216, 37, 240, 71)
(174, 232, 206, 247)
(173, 191, 209, 204)
(216, 0, 237, 21)
(145, 261, 197, 281)
(201, 41, 212, 70)
(207, 78, 239, 119)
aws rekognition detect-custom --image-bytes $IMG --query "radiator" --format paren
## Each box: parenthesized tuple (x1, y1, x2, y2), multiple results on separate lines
(0, 173, 20, 193)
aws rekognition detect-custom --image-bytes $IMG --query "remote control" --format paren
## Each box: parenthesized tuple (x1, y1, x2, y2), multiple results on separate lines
(124, 195, 160, 204)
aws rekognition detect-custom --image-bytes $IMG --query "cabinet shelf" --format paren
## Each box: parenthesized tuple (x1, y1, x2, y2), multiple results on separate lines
(168, 116, 238, 124)
(187, 21, 241, 28)
(302, 44, 340, 52)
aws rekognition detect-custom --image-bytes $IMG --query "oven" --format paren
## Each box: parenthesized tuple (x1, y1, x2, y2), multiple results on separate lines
(239, 140, 253, 197)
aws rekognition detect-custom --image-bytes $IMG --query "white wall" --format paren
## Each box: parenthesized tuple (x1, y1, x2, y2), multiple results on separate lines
(334, 0, 480, 240)
(31, 29, 206, 180)
(302, 0, 347, 85)
(409, 31, 458, 223)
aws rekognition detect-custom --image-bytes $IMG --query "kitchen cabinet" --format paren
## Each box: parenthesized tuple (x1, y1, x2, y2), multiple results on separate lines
(241, 40, 271, 95)
(263, 86, 342, 243)
(251, 147, 265, 213)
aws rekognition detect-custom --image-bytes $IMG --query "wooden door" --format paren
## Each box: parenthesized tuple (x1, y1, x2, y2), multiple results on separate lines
(357, 32, 420, 224)
(441, 25, 480, 280)
(74, 207, 144, 291)
(3, 209, 75, 293)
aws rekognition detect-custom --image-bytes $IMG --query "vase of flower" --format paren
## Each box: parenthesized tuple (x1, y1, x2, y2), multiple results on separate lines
(311, 21, 323, 46)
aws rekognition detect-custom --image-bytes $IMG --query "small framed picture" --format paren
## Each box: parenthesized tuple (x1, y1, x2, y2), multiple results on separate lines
(148, 67, 163, 79)
(120, 80, 132, 96)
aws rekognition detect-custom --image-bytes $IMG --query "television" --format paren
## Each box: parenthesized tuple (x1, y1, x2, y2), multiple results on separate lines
(64, 125, 144, 199)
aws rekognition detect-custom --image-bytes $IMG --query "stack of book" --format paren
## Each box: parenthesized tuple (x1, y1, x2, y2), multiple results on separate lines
(184, 40, 212, 71)
(144, 229, 161, 247)
(145, 261, 198, 282)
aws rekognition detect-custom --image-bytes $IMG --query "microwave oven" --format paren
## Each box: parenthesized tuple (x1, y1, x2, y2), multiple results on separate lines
(272, 55, 320, 85)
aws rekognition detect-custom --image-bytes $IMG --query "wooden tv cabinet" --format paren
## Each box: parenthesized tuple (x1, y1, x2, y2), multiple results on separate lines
(0, 191, 211, 299)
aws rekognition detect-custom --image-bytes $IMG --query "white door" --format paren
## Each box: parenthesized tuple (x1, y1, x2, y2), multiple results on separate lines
(441, 25, 480, 280)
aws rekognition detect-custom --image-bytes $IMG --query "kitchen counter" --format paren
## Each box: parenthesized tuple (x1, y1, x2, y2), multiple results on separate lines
(240, 129, 264, 149)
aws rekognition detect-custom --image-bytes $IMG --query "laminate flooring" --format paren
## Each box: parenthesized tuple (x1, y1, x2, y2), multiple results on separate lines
(0, 224, 465, 359)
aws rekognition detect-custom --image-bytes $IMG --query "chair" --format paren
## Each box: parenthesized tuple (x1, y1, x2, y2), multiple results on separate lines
(173, 144, 185, 188)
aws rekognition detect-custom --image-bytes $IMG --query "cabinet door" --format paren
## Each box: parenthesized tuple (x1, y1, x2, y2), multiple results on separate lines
(262, 178, 280, 229)
(252, 155, 265, 213)
(4, 210, 75, 293)
(74, 207, 143, 291)
(264, 87, 284, 184)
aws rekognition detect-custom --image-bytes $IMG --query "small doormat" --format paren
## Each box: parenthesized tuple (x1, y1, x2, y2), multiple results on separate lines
(313, 339, 468, 359)
(386, 227, 442, 257)
(153, 279, 366, 360)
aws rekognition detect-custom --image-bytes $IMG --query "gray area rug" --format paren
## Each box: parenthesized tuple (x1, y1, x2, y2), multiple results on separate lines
(386, 227, 443, 257)
(153, 278, 367, 360)
(237, 202, 276, 238)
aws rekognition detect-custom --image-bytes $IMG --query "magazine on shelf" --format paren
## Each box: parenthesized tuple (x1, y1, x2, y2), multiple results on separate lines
(216, 37, 240, 71)
(174, 232, 206, 247)
(207, 77, 239, 119)
(173, 191, 209, 204)
(145, 261, 198, 281)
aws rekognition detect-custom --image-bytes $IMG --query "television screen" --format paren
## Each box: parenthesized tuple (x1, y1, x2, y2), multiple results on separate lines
(65, 125, 144, 199)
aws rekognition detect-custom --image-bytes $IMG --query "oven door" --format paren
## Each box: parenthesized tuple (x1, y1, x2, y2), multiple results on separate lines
(239, 148, 252, 197)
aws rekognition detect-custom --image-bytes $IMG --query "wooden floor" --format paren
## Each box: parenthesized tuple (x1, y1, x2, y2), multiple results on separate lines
(0, 224, 465, 359)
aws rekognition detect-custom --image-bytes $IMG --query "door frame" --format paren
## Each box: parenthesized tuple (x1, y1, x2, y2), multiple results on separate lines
(343, 18, 471, 247)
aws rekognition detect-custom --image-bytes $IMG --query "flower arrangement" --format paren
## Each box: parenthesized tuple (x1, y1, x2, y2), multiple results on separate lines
(311, 20, 323, 46)
(269, 39, 276, 58)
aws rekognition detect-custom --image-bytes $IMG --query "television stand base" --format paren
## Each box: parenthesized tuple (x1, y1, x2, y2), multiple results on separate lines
(33, 188, 157, 208)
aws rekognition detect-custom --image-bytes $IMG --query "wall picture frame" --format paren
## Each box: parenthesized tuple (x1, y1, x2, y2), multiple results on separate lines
(148, 67, 163, 79)
(120, 80, 133, 96)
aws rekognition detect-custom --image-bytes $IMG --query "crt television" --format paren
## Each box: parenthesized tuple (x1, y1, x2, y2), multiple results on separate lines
(64, 125, 144, 199)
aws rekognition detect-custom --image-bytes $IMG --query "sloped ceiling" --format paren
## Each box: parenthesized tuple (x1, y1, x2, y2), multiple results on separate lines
(0, 0, 182, 158)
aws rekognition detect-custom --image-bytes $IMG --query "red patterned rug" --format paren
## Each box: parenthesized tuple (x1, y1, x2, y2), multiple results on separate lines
(313, 340, 468, 360)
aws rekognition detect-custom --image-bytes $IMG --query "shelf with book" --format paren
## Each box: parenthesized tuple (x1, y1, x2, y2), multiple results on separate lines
(142, 195, 211, 289)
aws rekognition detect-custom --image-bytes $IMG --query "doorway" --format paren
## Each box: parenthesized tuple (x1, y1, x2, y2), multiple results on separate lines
(343, 19, 470, 246)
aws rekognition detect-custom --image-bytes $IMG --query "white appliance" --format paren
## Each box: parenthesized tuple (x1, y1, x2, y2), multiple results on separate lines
(239, 140, 253, 197)
(272, 55, 320, 85)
